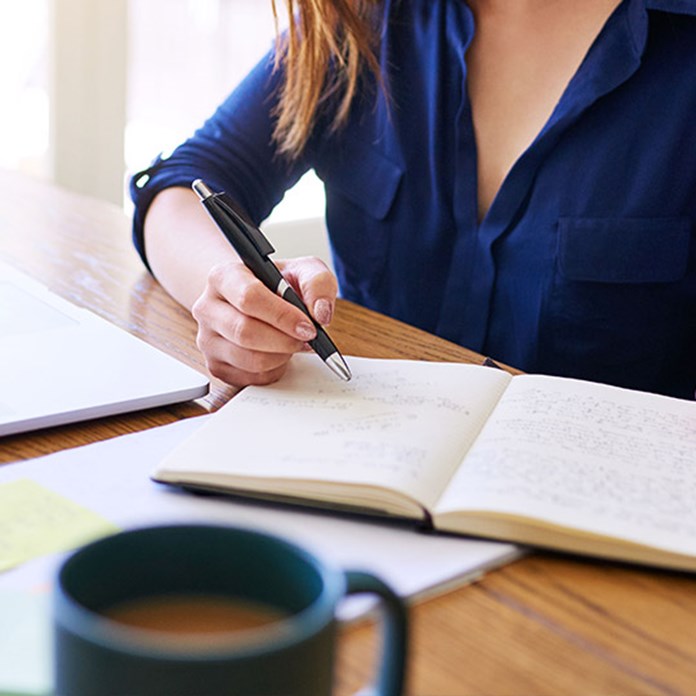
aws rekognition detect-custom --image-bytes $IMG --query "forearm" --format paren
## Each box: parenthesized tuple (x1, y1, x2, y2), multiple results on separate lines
(143, 186, 237, 311)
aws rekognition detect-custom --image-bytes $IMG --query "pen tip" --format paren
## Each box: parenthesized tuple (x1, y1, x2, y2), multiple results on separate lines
(326, 353, 352, 381)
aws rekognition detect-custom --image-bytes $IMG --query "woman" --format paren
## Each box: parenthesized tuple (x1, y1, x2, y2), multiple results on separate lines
(131, 0, 696, 398)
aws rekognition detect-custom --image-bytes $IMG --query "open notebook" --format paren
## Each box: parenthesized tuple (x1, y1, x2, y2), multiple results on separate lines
(0, 261, 209, 436)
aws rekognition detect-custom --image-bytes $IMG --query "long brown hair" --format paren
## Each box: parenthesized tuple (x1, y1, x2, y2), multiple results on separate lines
(271, 0, 384, 159)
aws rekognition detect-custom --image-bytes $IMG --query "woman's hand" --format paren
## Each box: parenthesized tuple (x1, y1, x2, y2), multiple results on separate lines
(143, 187, 338, 389)
(191, 255, 338, 387)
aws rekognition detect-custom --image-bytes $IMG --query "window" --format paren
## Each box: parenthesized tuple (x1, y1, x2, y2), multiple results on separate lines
(126, 0, 324, 223)
(0, 0, 50, 178)
(0, 0, 325, 224)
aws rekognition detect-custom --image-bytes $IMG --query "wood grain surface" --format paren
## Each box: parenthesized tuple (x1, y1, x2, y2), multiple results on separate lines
(1, 170, 695, 696)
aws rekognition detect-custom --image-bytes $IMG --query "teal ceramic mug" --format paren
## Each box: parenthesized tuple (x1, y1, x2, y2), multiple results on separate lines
(53, 524, 408, 695)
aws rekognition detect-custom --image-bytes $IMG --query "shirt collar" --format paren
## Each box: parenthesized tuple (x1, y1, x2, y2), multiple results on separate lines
(546, 0, 647, 128)
(626, 0, 649, 57)
(584, 0, 696, 68)
(646, 0, 696, 16)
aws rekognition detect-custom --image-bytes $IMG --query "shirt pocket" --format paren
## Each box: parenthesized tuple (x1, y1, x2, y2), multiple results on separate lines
(558, 217, 690, 283)
(317, 141, 404, 303)
(543, 216, 692, 393)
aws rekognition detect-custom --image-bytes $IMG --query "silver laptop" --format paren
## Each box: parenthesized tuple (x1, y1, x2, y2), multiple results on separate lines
(0, 261, 209, 436)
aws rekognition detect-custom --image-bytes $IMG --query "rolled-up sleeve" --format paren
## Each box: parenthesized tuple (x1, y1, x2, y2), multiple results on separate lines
(129, 47, 311, 272)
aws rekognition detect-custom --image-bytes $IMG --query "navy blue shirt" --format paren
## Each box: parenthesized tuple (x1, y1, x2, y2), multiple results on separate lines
(131, 0, 696, 399)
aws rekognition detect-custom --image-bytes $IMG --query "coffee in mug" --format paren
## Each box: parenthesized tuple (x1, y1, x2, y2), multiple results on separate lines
(103, 593, 287, 642)
(53, 524, 408, 695)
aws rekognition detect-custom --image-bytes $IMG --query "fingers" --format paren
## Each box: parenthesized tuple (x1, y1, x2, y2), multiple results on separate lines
(277, 257, 338, 326)
(191, 257, 335, 387)
(210, 262, 318, 343)
(197, 332, 291, 386)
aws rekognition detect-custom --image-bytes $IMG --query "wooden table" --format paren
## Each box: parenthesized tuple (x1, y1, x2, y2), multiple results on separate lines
(2, 170, 696, 695)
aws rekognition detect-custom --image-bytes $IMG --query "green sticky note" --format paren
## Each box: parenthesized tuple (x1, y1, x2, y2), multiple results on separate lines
(0, 478, 119, 572)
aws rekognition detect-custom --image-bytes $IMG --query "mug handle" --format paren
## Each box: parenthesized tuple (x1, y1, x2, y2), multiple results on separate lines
(345, 571, 409, 696)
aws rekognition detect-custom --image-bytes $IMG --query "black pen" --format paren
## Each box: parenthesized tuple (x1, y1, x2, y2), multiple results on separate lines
(192, 179, 352, 381)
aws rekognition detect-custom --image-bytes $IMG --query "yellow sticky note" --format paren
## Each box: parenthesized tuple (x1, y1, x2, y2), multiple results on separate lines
(0, 478, 119, 573)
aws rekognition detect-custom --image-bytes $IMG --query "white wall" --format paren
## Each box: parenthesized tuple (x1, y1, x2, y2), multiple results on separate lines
(50, 0, 127, 204)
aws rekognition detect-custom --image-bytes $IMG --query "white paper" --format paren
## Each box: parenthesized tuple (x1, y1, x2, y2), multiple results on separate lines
(0, 416, 521, 694)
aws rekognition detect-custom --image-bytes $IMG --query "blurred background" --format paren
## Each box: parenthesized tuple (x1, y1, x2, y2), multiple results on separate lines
(0, 0, 326, 231)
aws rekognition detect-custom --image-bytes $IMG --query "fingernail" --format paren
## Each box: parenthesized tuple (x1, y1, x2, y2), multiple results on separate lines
(295, 322, 316, 341)
(313, 298, 333, 325)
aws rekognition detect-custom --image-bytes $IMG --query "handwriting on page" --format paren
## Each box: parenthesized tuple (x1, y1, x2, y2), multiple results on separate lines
(439, 378, 696, 544)
(222, 357, 510, 506)
(246, 366, 475, 413)
(493, 388, 695, 468)
(240, 371, 471, 483)
(0, 479, 118, 572)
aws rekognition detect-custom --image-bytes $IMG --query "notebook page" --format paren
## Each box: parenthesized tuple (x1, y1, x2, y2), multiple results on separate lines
(156, 355, 511, 511)
(433, 374, 696, 555)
